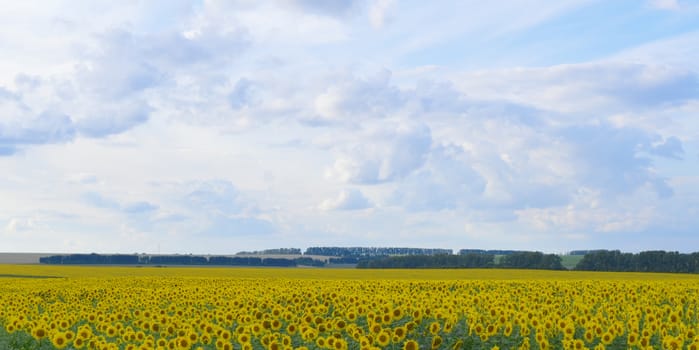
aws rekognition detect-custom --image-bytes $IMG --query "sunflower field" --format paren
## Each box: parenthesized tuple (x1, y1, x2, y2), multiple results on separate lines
(1, 266, 699, 350)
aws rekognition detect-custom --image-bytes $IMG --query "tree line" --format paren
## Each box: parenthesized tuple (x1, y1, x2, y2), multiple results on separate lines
(39, 250, 699, 273)
(357, 251, 565, 270)
(40, 254, 309, 267)
(574, 250, 699, 273)
(304, 246, 453, 256)
(234, 248, 302, 255)
(458, 249, 521, 255)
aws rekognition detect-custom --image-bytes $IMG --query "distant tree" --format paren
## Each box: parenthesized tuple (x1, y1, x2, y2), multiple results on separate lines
(499, 252, 564, 270)
(575, 250, 699, 273)
(357, 254, 494, 269)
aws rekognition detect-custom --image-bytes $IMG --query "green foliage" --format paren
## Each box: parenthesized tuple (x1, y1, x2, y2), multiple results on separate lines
(575, 250, 699, 273)
(358, 251, 566, 270)
(40, 254, 305, 267)
(559, 255, 584, 270)
(499, 251, 565, 270)
(357, 253, 494, 268)
(0, 327, 51, 350)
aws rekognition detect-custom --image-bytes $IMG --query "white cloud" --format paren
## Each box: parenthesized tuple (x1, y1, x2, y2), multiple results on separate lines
(319, 188, 372, 211)
(368, 0, 396, 28)
(610, 31, 699, 71)
(0, 109, 76, 155)
(75, 101, 150, 138)
(514, 186, 658, 235)
(326, 122, 432, 184)
(390, 144, 486, 211)
(0, 1, 698, 253)
(451, 63, 699, 115)
(4, 217, 38, 235)
(648, 0, 680, 10)
(287, 0, 362, 17)
(313, 69, 403, 122)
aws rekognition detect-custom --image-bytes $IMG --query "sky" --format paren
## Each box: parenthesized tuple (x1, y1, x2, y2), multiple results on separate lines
(1, 0, 698, 254)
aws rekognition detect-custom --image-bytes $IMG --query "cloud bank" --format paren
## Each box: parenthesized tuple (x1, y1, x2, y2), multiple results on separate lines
(1, 1, 698, 253)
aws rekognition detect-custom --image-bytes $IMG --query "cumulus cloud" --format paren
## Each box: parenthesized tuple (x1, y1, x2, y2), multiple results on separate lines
(228, 78, 256, 109)
(83, 192, 159, 214)
(4, 217, 39, 235)
(77, 27, 248, 96)
(75, 32, 165, 99)
(368, 0, 396, 28)
(380, 103, 684, 219)
(0, 86, 19, 100)
(390, 144, 486, 211)
(74, 101, 150, 138)
(13, 74, 41, 91)
(326, 122, 432, 184)
(319, 188, 372, 211)
(123, 201, 159, 214)
(0, 109, 76, 155)
(313, 69, 404, 122)
(1, 1, 697, 252)
(516, 200, 653, 235)
(1, 20, 251, 152)
(181, 180, 276, 236)
(559, 124, 677, 198)
(184, 180, 248, 216)
(649, 136, 684, 159)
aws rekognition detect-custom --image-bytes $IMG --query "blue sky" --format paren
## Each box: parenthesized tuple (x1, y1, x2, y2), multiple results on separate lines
(1, 0, 698, 254)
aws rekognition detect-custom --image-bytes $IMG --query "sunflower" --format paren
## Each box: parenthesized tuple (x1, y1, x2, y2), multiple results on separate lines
(600, 332, 614, 345)
(504, 324, 513, 337)
(5, 324, 16, 333)
(176, 336, 191, 350)
(51, 332, 69, 349)
(73, 337, 86, 349)
(333, 338, 348, 350)
(237, 333, 251, 344)
(563, 324, 575, 339)
(431, 335, 442, 350)
(393, 326, 407, 341)
(32, 326, 48, 340)
(584, 329, 594, 343)
(403, 340, 419, 350)
(627, 331, 639, 346)
(376, 331, 391, 347)
(106, 326, 118, 337)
